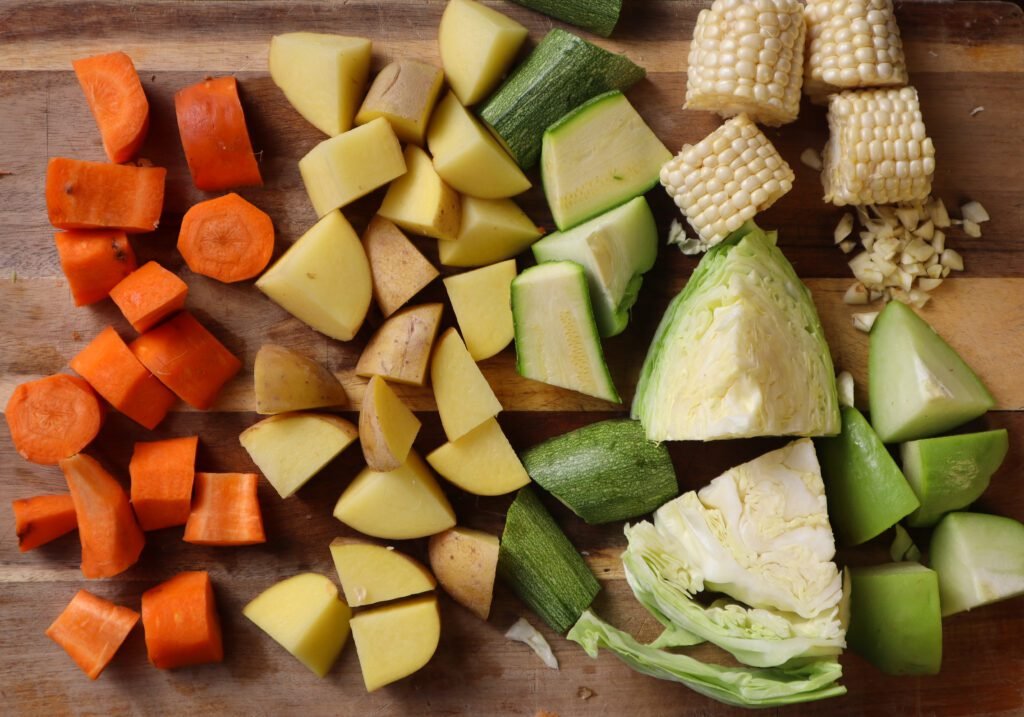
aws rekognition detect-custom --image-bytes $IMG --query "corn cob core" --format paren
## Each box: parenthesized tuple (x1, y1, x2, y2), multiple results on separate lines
(685, 0, 806, 127)
(661, 113, 794, 249)
(804, 0, 908, 99)
(822, 87, 935, 207)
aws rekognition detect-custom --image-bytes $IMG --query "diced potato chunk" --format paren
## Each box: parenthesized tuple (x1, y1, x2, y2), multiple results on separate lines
(443, 260, 516, 361)
(363, 216, 438, 317)
(355, 60, 444, 146)
(439, 196, 541, 267)
(426, 417, 529, 496)
(439, 0, 528, 106)
(379, 145, 462, 241)
(350, 594, 440, 691)
(428, 527, 499, 620)
(431, 328, 502, 440)
(330, 537, 436, 607)
(359, 375, 421, 472)
(253, 344, 348, 415)
(355, 303, 444, 386)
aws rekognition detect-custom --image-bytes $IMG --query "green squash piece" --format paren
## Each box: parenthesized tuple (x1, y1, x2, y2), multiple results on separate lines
(901, 429, 1009, 527)
(847, 562, 942, 676)
(816, 406, 919, 546)
(930, 511, 1024, 617)
(868, 300, 994, 443)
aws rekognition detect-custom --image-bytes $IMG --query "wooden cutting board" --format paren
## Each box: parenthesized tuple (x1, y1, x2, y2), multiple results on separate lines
(1, 1, 1022, 714)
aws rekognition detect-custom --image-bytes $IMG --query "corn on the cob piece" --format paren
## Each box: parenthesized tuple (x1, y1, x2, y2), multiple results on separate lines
(804, 0, 908, 99)
(822, 87, 935, 207)
(685, 0, 806, 127)
(661, 113, 794, 249)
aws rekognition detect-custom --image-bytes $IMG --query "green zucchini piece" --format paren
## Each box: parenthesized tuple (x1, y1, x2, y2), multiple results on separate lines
(509, 0, 622, 37)
(900, 429, 1009, 527)
(520, 418, 677, 524)
(930, 511, 1024, 616)
(541, 91, 671, 231)
(847, 562, 942, 675)
(816, 406, 920, 546)
(868, 300, 994, 443)
(531, 196, 657, 337)
(478, 28, 645, 169)
(498, 486, 601, 633)
(511, 261, 620, 403)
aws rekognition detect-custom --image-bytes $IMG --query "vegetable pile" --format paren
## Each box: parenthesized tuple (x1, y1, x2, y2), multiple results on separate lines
(3, 0, 1022, 709)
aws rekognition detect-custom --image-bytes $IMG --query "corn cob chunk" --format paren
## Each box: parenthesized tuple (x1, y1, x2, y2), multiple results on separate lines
(804, 0, 908, 99)
(822, 87, 935, 207)
(685, 0, 806, 127)
(661, 114, 794, 249)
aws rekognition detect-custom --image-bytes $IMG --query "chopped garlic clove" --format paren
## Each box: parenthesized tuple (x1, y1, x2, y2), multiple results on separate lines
(962, 220, 982, 238)
(801, 148, 824, 171)
(837, 371, 855, 408)
(895, 206, 920, 231)
(941, 249, 964, 271)
(931, 230, 945, 254)
(839, 240, 857, 254)
(926, 263, 943, 279)
(918, 277, 943, 292)
(869, 289, 885, 302)
(852, 312, 879, 333)
(913, 220, 935, 240)
(844, 282, 869, 305)
(928, 197, 951, 228)
(908, 289, 931, 308)
(834, 212, 854, 244)
(960, 200, 989, 224)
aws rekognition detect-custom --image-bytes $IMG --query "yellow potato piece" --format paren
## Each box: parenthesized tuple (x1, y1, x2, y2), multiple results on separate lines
(439, 0, 529, 106)
(359, 375, 421, 472)
(299, 117, 406, 217)
(426, 417, 529, 496)
(443, 259, 516, 361)
(362, 216, 438, 318)
(256, 211, 372, 341)
(431, 328, 502, 441)
(427, 92, 530, 199)
(253, 344, 348, 415)
(269, 32, 371, 136)
(240, 412, 358, 498)
(378, 145, 462, 241)
(355, 303, 444, 386)
(428, 527, 499, 620)
(333, 451, 456, 539)
(350, 594, 441, 692)
(439, 196, 541, 267)
(330, 537, 436, 607)
(355, 60, 444, 146)
(243, 573, 352, 678)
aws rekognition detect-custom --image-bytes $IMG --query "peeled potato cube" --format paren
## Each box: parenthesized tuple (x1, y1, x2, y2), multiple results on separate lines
(333, 451, 456, 540)
(359, 375, 421, 472)
(269, 33, 371, 136)
(443, 259, 516, 361)
(363, 216, 438, 318)
(298, 117, 406, 217)
(355, 60, 444, 146)
(379, 145, 461, 241)
(330, 537, 436, 607)
(428, 527, 499, 620)
(253, 344, 348, 415)
(256, 211, 372, 341)
(439, 196, 542, 268)
(426, 417, 529, 496)
(350, 594, 441, 692)
(240, 412, 358, 498)
(355, 303, 444, 386)
(243, 573, 352, 678)
(439, 0, 528, 106)
(431, 328, 502, 440)
(427, 92, 530, 199)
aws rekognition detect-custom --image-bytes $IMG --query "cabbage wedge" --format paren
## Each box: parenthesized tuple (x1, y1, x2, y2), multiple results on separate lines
(632, 223, 840, 441)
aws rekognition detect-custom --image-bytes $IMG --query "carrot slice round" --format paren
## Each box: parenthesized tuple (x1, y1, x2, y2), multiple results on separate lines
(178, 193, 274, 282)
(5, 374, 104, 464)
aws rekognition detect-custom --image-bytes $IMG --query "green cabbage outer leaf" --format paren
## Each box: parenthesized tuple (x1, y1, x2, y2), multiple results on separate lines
(631, 222, 840, 441)
(568, 610, 847, 709)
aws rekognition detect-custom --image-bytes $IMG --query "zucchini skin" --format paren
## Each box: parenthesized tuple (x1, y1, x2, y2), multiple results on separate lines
(478, 28, 644, 169)
(498, 486, 600, 633)
(521, 418, 678, 524)
(509, 0, 622, 37)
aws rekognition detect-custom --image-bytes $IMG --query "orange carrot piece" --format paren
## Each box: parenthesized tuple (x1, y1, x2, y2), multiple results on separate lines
(12, 494, 78, 552)
(129, 311, 241, 410)
(46, 157, 166, 233)
(73, 51, 149, 164)
(129, 436, 199, 532)
(175, 77, 262, 191)
(60, 453, 145, 579)
(55, 230, 137, 306)
(70, 326, 177, 430)
(183, 472, 265, 546)
(178, 193, 274, 283)
(108, 261, 188, 332)
(142, 571, 224, 669)
(46, 590, 139, 679)
(5, 375, 104, 465)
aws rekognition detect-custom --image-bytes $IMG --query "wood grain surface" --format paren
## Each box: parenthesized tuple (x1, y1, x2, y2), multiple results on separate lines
(1, 1, 1022, 715)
